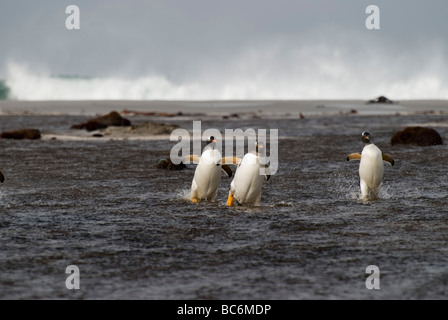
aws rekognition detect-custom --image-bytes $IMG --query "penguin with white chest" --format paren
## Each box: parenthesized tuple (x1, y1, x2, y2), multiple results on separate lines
(226, 141, 271, 207)
(347, 132, 394, 200)
(185, 136, 234, 203)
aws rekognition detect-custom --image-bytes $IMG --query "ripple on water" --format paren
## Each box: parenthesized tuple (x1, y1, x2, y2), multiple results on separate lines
(0, 113, 448, 299)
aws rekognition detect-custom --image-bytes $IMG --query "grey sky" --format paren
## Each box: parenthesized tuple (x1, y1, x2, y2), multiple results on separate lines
(1, 0, 447, 99)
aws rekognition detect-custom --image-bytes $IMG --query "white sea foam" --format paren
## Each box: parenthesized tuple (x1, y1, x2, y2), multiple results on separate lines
(5, 37, 448, 101)
(5, 62, 199, 101)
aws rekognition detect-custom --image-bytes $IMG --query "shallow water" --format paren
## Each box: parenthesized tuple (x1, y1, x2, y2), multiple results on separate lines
(0, 112, 447, 299)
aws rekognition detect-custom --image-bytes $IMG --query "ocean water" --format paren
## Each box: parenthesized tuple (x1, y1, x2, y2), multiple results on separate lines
(0, 111, 447, 299)
(0, 81, 9, 100)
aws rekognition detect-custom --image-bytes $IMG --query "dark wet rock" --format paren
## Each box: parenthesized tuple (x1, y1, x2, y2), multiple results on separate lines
(101, 122, 180, 137)
(368, 96, 394, 104)
(0, 129, 41, 140)
(121, 109, 184, 117)
(71, 111, 131, 131)
(0, 170, 4, 183)
(129, 122, 179, 135)
(156, 158, 186, 170)
(391, 126, 443, 146)
(223, 113, 240, 119)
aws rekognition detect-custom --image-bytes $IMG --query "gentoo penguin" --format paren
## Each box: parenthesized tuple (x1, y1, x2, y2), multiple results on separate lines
(226, 141, 271, 206)
(0, 170, 4, 183)
(347, 131, 394, 200)
(185, 136, 234, 203)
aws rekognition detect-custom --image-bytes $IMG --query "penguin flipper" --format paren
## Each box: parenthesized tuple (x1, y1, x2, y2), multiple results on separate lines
(346, 153, 361, 161)
(221, 165, 233, 178)
(221, 156, 242, 165)
(0, 171, 4, 183)
(183, 155, 201, 164)
(263, 164, 271, 181)
(382, 154, 395, 166)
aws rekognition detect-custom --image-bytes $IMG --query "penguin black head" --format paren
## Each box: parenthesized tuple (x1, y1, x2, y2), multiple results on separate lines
(362, 131, 372, 144)
(203, 136, 218, 154)
(255, 141, 265, 154)
(206, 136, 217, 145)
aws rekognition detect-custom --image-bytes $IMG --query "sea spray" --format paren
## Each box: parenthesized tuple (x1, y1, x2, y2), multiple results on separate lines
(6, 33, 448, 102)
(6, 62, 187, 101)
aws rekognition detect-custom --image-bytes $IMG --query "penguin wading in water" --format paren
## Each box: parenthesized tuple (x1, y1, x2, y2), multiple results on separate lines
(185, 136, 235, 203)
(347, 131, 394, 200)
(226, 141, 271, 207)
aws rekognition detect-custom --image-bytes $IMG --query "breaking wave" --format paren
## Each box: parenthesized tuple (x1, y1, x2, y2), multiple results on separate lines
(3, 37, 448, 101)
(4, 63, 202, 101)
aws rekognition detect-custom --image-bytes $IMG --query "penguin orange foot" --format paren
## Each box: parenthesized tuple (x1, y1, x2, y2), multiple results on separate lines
(226, 193, 235, 207)
(191, 197, 199, 203)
